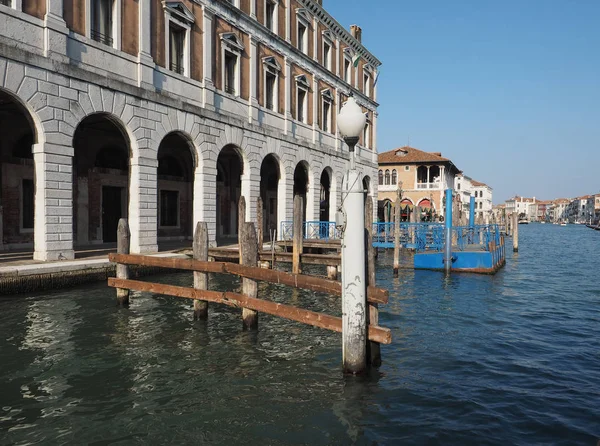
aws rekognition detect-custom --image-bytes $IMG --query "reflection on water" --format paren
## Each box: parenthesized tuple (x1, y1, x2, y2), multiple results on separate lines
(0, 224, 599, 444)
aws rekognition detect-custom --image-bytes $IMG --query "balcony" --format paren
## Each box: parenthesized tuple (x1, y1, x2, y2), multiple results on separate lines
(416, 182, 441, 190)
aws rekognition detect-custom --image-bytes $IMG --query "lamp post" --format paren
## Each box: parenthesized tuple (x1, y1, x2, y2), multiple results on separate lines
(337, 95, 367, 374)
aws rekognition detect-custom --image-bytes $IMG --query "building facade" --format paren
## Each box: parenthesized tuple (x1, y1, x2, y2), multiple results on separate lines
(0, 0, 380, 260)
(454, 173, 473, 219)
(377, 146, 460, 221)
(471, 180, 492, 222)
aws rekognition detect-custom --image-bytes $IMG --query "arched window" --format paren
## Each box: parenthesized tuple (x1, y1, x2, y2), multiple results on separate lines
(384, 169, 390, 185)
(391, 169, 397, 185)
(378, 170, 383, 185)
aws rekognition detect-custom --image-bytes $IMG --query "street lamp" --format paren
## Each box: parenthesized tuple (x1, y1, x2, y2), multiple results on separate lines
(337, 94, 367, 374)
(338, 95, 366, 171)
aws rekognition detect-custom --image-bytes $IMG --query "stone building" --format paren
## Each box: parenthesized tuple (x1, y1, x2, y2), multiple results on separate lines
(0, 0, 380, 260)
(377, 146, 460, 222)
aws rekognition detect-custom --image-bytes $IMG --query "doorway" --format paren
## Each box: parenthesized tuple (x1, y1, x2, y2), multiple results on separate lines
(102, 186, 124, 243)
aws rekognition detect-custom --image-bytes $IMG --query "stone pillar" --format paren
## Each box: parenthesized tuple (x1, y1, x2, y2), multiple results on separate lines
(248, 35, 258, 124)
(129, 157, 158, 254)
(312, 76, 318, 143)
(137, 0, 154, 89)
(284, 57, 291, 134)
(202, 6, 215, 109)
(285, 0, 291, 42)
(193, 165, 205, 231)
(33, 145, 75, 261)
(44, 0, 68, 61)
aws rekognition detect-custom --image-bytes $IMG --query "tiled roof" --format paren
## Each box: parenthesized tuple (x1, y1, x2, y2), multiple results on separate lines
(379, 146, 451, 164)
(471, 179, 487, 187)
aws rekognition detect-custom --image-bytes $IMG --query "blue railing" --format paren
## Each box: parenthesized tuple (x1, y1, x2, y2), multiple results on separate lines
(280, 221, 341, 241)
(373, 222, 444, 250)
(279, 221, 502, 254)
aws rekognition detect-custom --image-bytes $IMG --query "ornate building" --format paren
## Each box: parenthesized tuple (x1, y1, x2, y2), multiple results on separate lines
(0, 0, 380, 260)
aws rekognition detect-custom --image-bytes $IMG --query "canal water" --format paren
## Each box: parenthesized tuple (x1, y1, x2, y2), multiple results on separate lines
(1, 224, 599, 445)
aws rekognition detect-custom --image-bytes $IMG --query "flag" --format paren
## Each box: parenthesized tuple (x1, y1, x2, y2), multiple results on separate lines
(373, 70, 381, 87)
(352, 53, 361, 68)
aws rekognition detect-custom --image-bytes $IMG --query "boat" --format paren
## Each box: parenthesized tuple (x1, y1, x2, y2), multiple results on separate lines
(518, 219, 529, 225)
(560, 222, 567, 226)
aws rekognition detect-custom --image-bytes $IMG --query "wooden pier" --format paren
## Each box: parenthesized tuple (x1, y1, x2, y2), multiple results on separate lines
(108, 195, 390, 372)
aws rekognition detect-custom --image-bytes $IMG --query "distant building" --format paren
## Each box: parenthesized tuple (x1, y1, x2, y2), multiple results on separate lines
(552, 199, 570, 223)
(471, 180, 493, 222)
(504, 196, 537, 221)
(454, 174, 474, 221)
(377, 146, 460, 221)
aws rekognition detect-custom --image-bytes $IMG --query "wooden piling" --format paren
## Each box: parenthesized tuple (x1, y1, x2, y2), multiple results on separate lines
(193, 222, 209, 320)
(241, 222, 259, 329)
(116, 218, 130, 306)
(292, 195, 303, 275)
(365, 196, 381, 366)
(512, 212, 519, 252)
(257, 196, 264, 251)
(393, 197, 401, 276)
(238, 195, 246, 242)
(327, 265, 338, 280)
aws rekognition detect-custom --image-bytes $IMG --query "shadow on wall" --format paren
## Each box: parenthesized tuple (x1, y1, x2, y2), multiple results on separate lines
(66, 32, 88, 66)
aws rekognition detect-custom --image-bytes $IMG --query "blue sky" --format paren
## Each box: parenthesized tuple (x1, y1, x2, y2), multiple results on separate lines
(327, 0, 600, 203)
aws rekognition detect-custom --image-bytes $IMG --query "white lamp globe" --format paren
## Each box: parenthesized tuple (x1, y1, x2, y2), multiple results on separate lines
(337, 96, 366, 139)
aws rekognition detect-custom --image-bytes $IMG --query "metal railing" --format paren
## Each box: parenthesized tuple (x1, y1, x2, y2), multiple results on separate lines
(280, 221, 340, 241)
(91, 29, 113, 46)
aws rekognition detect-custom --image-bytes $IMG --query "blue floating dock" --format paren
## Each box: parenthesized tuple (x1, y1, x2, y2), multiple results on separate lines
(414, 241, 506, 274)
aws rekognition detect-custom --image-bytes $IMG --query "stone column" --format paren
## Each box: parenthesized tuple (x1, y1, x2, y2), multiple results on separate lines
(285, 0, 291, 42)
(284, 57, 291, 134)
(202, 6, 215, 109)
(312, 76, 318, 143)
(129, 157, 158, 254)
(137, 0, 154, 89)
(44, 0, 68, 61)
(248, 35, 258, 124)
(33, 145, 75, 261)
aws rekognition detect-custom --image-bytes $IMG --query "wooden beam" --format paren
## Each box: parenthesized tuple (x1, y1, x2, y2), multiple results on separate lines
(108, 253, 388, 304)
(108, 277, 392, 344)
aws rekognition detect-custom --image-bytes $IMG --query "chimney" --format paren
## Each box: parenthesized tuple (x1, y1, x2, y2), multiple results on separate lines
(350, 25, 362, 43)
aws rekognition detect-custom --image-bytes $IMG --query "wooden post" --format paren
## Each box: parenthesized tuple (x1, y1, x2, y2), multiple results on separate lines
(241, 222, 259, 329)
(257, 196, 264, 251)
(238, 196, 246, 242)
(365, 196, 381, 366)
(0, 204, 3, 251)
(327, 265, 338, 280)
(292, 195, 303, 275)
(393, 197, 401, 276)
(193, 222, 209, 320)
(116, 218, 130, 306)
(512, 212, 519, 252)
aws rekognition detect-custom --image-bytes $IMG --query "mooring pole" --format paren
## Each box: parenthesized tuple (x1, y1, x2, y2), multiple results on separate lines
(241, 222, 259, 329)
(193, 222, 209, 320)
(116, 218, 130, 306)
(469, 196, 476, 228)
(365, 196, 381, 367)
(444, 189, 453, 274)
(292, 195, 303, 275)
(340, 147, 366, 375)
(393, 196, 401, 276)
(512, 212, 519, 252)
(256, 196, 264, 251)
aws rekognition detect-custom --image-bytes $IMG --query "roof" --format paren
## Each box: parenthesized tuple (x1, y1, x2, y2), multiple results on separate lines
(471, 179, 488, 187)
(553, 198, 570, 204)
(378, 146, 460, 172)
